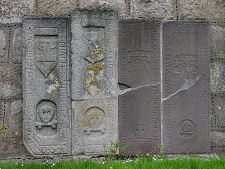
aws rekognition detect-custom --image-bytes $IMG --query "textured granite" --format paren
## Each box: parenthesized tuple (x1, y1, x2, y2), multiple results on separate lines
(23, 17, 71, 157)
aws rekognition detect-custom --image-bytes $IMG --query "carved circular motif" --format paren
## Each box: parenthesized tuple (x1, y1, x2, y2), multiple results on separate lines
(84, 107, 105, 129)
(133, 123, 146, 138)
(178, 119, 196, 137)
(37, 100, 56, 123)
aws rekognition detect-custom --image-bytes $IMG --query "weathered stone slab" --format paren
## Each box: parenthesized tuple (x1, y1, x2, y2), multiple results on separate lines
(162, 21, 210, 153)
(177, 0, 225, 22)
(0, 0, 35, 23)
(23, 18, 71, 156)
(118, 20, 161, 155)
(71, 9, 118, 100)
(71, 9, 118, 155)
(119, 85, 160, 155)
(118, 20, 160, 88)
(72, 98, 117, 155)
(130, 0, 176, 19)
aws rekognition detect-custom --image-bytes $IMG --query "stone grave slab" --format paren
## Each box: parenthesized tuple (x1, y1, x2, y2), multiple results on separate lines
(119, 85, 160, 155)
(71, 9, 118, 100)
(23, 17, 71, 156)
(72, 98, 117, 155)
(162, 21, 210, 153)
(118, 20, 161, 155)
(71, 9, 118, 155)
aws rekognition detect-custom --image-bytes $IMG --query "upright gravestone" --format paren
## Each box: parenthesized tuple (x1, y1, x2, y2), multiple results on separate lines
(162, 21, 210, 153)
(118, 20, 161, 155)
(71, 9, 118, 155)
(23, 17, 71, 156)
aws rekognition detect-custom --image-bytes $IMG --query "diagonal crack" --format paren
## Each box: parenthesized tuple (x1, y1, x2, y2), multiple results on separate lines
(118, 82, 161, 95)
(162, 76, 200, 101)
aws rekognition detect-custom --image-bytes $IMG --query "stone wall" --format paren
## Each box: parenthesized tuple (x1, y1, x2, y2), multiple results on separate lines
(0, 0, 224, 157)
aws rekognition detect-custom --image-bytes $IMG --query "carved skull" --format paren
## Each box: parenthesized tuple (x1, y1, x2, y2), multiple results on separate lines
(37, 101, 56, 123)
(133, 124, 146, 138)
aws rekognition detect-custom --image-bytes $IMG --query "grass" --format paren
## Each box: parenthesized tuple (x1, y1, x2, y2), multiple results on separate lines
(1, 156, 225, 169)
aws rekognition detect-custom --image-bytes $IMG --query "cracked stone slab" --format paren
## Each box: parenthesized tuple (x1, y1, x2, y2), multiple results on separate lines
(23, 17, 71, 157)
(118, 20, 161, 155)
(72, 98, 118, 155)
(119, 85, 160, 155)
(162, 21, 210, 153)
(118, 20, 160, 88)
(71, 9, 118, 100)
(0, 0, 35, 23)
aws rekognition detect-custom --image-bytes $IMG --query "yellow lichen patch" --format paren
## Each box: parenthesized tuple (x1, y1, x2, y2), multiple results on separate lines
(1, 124, 7, 136)
(87, 64, 103, 72)
(83, 111, 102, 128)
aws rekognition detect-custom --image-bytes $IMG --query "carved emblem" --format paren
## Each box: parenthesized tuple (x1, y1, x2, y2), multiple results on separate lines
(178, 119, 196, 137)
(84, 41, 104, 64)
(35, 100, 57, 130)
(35, 40, 57, 78)
(84, 41, 104, 96)
(82, 107, 106, 135)
(174, 54, 198, 79)
(133, 123, 146, 138)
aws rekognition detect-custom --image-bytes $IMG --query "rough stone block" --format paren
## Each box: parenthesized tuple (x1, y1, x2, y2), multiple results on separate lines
(0, 100, 25, 157)
(211, 93, 225, 130)
(162, 21, 210, 153)
(71, 9, 118, 100)
(130, 0, 176, 19)
(210, 62, 225, 93)
(79, 0, 127, 17)
(37, 0, 78, 16)
(178, 0, 225, 21)
(119, 85, 160, 155)
(0, 0, 35, 23)
(23, 17, 71, 156)
(72, 98, 117, 155)
(210, 131, 225, 153)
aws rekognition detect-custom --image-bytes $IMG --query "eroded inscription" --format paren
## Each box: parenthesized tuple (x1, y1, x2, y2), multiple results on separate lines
(162, 21, 210, 153)
(118, 20, 160, 155)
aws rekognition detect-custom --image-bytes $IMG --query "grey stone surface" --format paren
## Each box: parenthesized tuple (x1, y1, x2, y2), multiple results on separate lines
(0, 23, 24, 157)
(211, 93, 225, 131)
(162, 21, 210, 153)
(119, 85, 160, 155)
(72, 98, 117, 155)
(71, 9, 118, 155)
(0, 0, 35, 23)
(177, 0, 225, 21)
(71, 9, 118, 100)
(118, 20, 160, 155)
(37, 0, 78, 16)
(210, 131, 225, 153)
(118, 20, 160, 88)
(210, 25, 225, 61)
(130, 0, 176, 19)
(23, 17, 71, 156)
(79, 0, 128, 17)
